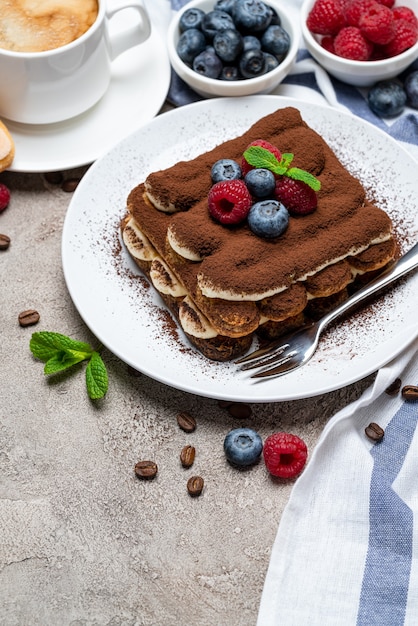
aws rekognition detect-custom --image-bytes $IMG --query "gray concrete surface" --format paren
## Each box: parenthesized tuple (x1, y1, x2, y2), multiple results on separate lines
(0, 165, 373, 625)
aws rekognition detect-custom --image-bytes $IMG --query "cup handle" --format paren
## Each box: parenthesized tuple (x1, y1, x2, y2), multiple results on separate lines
(106, 0, 151, 61)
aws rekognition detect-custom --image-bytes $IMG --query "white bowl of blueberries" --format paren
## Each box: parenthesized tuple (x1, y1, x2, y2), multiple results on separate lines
(167, 0, 300, 98)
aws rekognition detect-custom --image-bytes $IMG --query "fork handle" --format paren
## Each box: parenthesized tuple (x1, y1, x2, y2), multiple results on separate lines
(318, 240, 418, 332)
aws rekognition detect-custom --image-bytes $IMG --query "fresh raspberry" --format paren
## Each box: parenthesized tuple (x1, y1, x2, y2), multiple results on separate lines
(321, 34, 336, 52)
(0, 183, 10, 211)
(334, 25, 374, 59)
(343, 0, 379, 26)
(306, 0, 347, 35)
(263, 432, 308, 479)
(382, 18, 418, 56)
(208, 179, 252, 225)
(377, 0, 395, 7)
(392, 6, 418, 28)
(274, 177, 317, 215)
(359, 3, 395, 44)
(241, 139, 282, 176)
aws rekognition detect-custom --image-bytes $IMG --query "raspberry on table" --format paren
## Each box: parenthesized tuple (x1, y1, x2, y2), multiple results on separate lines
(0, 183, 11, 212)
(306, 0, 347, 35)
(334, 25, 374, 59)
(263, 432, 308, 479)
(275, 177, 318, 215)
(208, 179, 252, 225)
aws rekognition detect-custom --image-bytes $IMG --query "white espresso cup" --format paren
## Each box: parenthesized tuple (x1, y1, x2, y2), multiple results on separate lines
(0, 0, 151, 125)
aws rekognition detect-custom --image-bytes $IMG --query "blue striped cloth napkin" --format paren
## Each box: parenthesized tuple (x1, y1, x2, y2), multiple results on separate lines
(257, 336, 418, 626)
(165, 2, 418, 623)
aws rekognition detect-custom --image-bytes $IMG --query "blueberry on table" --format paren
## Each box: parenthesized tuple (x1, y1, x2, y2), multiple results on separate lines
(239, 48, 267, 78)
(179, 8, 205, 32)
(248, 199, 289, 238)
(367, 81, 407, 117)
(214, 28, 243, 62)
(201, 10, 236, 41)
(193, 48, 223, 79)
(404, 70, 418, 108)
(233, 0, 272, 33)
(224, 427, 263, 467)
(261, 25, 291, 58)
(211, 158, 242, 183)
(177, 28, 206, 65)
(244, 168, 276, 198)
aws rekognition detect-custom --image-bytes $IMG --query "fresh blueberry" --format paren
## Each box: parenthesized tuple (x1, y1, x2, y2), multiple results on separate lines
(214, 0, 237, 15)
(179, 8, 205, 32)
(248, 200, 289, 238)
(223, 427, 263, 467)
(221, 65, 241, 80)
(264, 52, 280, 72)
(244, 168, 276, 198)
(211, 159, 242, 182)
(213, 28, 243, 62)
(242, 35, 262, 52)
(367, 81, 407, 117)
(201, 10, 236, 41)
(233, 0, 272, 33)
(261, 25, 290, 58)
(193, 48, 223, 78)
(404, 70, 418, 108)
(177, 28, 207, 65)
(239, 48, 267, 78)
(269, 6, 282, 25)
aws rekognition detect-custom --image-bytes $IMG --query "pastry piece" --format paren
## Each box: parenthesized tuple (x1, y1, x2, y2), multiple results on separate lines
(121, 107, 397, 361)
(0, 121, 14, 171)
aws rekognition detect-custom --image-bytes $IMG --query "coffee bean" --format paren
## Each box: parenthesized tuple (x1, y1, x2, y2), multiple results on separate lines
(365, 422, 385, 442)
(18, 309, 40, 327)
(385, 377, 402, 396)
(180, 445, 195, 468)
(402, 385, 418, 401)
(227, 403, 252, 419)
(44, 171, 64, 185)
(134, 460, 158, 479)
(0, 233, 10, 250)
(187, 475, 204, 497)
(177, 411, 196, 433)
(61, 177, 81, 193)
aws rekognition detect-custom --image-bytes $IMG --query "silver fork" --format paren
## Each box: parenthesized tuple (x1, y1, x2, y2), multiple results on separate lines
(236, 240, 418, 379)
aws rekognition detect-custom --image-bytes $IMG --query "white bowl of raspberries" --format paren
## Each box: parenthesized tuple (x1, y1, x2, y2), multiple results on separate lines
(167, 0, 300, 98)
(301, 0, 418, 86)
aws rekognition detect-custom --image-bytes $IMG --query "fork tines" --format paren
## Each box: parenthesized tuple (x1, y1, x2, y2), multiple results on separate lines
(237, 343, 293, 372)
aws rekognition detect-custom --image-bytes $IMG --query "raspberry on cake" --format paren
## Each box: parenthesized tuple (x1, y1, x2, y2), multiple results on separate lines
(121, 107, 397, 362)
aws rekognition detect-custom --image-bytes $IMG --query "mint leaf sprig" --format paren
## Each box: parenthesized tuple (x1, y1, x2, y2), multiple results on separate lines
(243, 146, 321, 192)
(30, 331, 108, 400)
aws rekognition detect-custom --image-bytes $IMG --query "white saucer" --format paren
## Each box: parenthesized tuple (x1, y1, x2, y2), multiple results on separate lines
(6, 26, 171, 173)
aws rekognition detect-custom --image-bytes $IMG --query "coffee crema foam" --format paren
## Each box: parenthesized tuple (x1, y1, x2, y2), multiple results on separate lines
(0, 0, 98, 52)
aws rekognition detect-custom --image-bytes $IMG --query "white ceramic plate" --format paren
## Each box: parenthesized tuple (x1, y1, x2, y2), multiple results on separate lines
(62, 95, 418, 402)
(6, 25, 170, 173)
